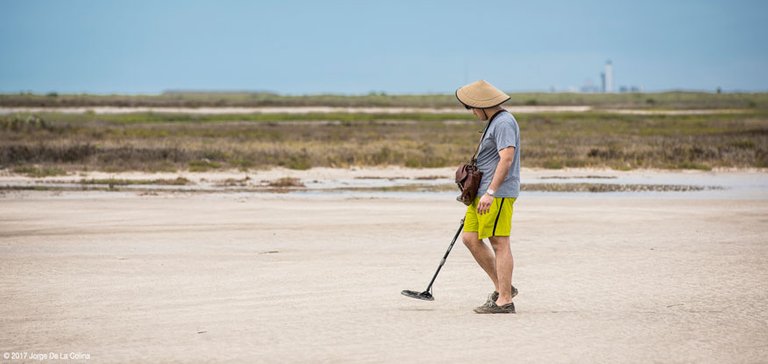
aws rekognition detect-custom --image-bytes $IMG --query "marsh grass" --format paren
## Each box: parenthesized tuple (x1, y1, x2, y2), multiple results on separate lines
(214, 176, 251, 187)
(3, 91, 768, 109)
(12, 165, 68, 177)
(188, 159, 222, 172)
(1, 110, 766, 172)
(268, 177, 305, 188)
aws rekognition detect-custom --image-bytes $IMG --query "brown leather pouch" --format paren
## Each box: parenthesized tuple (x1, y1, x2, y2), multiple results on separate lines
(455, 162, 482, 205)
(454, 117, 494, 205)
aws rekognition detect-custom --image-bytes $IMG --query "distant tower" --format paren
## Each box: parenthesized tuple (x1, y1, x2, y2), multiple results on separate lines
(604, 60, 614, 93)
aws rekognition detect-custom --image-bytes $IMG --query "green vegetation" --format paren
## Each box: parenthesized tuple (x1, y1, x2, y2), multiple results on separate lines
(1, 109, 766, 172)
(3, 91, 768, 109)
(12, 165, 68, 177)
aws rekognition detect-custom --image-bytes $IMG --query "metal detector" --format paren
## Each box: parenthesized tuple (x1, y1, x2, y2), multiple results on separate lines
(401, 218, 465, 301)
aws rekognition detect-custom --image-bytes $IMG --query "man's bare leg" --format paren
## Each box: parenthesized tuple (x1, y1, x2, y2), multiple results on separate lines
(489, 236, 514, 305)
(462, 232, 499, 291)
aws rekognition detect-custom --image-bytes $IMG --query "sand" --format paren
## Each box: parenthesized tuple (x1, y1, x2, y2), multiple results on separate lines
(1, 174, 767, 363)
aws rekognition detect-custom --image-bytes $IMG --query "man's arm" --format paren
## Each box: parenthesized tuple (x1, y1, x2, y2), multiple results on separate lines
(477, 147, 515, 215)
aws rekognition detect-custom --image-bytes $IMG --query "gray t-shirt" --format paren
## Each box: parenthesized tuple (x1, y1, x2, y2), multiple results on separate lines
(476, 110, 520, 198)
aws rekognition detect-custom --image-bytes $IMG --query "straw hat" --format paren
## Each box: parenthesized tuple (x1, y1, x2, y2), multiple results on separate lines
(455, 80, 510, 109)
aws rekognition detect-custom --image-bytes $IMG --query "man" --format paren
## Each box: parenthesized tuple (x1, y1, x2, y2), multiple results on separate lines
(455, 80, 521, 314)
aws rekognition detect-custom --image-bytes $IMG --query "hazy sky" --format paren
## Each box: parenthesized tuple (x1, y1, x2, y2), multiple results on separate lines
(1, 0, 766, 94)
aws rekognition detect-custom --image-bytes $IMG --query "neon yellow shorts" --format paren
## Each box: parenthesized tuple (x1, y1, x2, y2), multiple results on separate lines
(463, 197, 516, 240)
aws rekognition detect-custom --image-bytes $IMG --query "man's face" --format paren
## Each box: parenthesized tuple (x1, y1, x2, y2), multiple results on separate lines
(470, 108, 487, 121)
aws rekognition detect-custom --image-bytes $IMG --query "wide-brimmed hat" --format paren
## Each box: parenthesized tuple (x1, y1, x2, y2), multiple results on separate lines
(455, 80, 510, 109)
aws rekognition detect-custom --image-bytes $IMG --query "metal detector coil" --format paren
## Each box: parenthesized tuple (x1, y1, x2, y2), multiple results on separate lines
(401, 218, 465, 301)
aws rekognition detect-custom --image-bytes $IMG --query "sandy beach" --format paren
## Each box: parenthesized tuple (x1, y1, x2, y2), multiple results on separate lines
(1, 168, 767, 363)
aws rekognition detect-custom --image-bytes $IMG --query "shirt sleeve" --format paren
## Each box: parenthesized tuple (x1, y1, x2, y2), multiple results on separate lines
(493, 120, 518, 151)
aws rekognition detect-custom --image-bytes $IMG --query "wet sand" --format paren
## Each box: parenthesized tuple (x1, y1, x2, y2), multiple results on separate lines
(3, 167, 766, 196)
(1, 177, 767, 362)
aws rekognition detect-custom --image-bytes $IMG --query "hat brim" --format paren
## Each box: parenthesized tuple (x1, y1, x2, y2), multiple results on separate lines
(455, 89, 511, 109)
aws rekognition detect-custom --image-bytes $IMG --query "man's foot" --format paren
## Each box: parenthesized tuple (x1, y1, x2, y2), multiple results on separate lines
(486, 285, 518, 306)
(474, 301, 516, 314)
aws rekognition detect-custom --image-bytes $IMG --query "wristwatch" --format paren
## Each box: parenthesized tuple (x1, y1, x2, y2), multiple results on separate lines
(486, 188, 495, 197)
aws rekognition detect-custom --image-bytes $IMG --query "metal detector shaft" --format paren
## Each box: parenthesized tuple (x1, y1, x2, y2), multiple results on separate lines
(424, 218, 465, 292)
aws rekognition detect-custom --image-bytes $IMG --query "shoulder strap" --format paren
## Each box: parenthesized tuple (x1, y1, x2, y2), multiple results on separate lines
(470, 110, 504, 164)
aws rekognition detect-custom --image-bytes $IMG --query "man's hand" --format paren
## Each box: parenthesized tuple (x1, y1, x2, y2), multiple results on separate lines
(477, 193, 494, 215)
